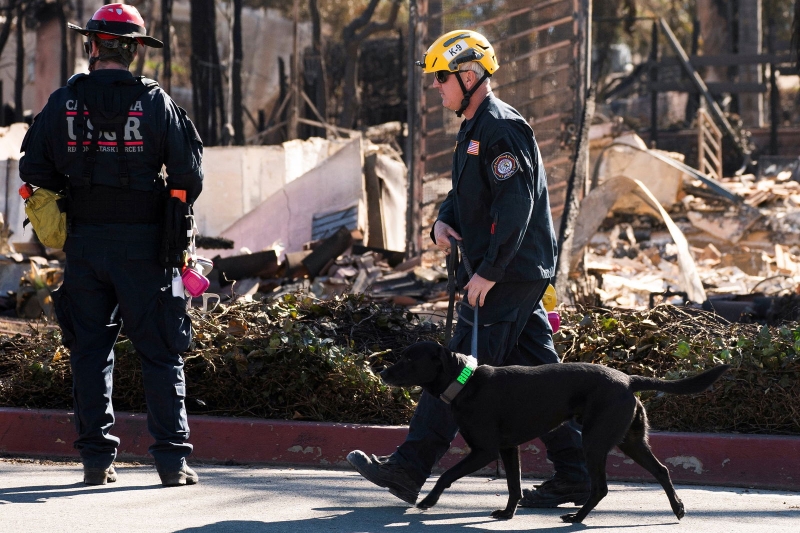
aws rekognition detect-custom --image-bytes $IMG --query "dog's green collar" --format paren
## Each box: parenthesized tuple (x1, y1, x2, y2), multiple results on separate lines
(440, 354, 478, 404)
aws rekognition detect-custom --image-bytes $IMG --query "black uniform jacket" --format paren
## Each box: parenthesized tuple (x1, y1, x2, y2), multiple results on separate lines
(19, 69, 203, 204)
(434, 93, 557, 286)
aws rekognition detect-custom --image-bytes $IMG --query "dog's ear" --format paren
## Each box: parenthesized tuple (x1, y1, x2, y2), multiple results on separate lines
(437, 344, 460, 378)
(399, 344, 414, 359)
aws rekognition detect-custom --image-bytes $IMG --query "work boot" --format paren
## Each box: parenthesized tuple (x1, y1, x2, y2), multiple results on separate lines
(83, 465, 117, 485)
(346, 450, 421, 505)
(518, 474, 590, 508)
(158, 463, 199, 487)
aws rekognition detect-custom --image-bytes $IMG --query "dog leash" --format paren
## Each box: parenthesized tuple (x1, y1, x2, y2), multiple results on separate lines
(444, 236, 459, 344)
(442, 237, 494, 473)
(444, 236, 479, 358)
(439, 236, 480, 405)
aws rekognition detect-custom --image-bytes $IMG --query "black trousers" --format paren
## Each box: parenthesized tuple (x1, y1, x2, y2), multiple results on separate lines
(53, 226, 193, 470)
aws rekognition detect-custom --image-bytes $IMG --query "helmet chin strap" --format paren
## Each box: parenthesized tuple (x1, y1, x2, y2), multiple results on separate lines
(453, 71, 490, 117)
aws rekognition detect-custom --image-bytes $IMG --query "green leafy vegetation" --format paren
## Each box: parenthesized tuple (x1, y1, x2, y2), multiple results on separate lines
(557, 305, 800, 435)
(1, 296, 797, 434)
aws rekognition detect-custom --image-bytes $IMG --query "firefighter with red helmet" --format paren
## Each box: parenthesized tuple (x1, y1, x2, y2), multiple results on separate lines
(68, 3, 165, 70)
(19, 3, 203, 487)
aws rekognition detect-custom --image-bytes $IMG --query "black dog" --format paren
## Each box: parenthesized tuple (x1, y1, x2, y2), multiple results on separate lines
(380, 341, 730, 523)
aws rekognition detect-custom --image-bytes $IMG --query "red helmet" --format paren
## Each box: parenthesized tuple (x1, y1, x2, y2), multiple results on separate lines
(68, 3, 163, 48)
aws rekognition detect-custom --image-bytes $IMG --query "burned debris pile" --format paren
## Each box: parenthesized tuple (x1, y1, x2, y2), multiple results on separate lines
(1, 294, 798, 434)
(581, 133, 800, 319)
(197, 225, 450, 318)
(0, 294, 439, 425)
(558, 305, 800, 435)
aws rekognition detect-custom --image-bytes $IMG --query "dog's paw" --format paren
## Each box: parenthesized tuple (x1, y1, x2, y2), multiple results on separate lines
(490, 509, 515, 520)
(560, 512, 583, 523)
(674, 502, 685, 520)
(417, 496, 437, 510)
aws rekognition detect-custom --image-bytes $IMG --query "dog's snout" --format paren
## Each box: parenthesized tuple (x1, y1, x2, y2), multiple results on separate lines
(379, 365, 401, 386)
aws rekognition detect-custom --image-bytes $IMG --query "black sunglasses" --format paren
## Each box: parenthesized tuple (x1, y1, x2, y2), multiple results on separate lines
(435, 70, 459, 83)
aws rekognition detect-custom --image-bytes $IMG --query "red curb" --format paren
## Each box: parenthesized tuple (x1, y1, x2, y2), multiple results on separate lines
(1, 407, 797, 491)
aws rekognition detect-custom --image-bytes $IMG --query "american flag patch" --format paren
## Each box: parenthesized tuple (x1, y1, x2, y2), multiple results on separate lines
(466, 140, 480, 155)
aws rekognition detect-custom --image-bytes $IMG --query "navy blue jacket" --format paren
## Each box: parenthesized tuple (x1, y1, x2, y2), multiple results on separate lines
(19, 69, 203, 204)
(434, 93, 557, 286)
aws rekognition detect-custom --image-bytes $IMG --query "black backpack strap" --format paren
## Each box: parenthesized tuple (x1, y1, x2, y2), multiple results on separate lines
(110, 84, 131, 188)
(67, 73, 89, 87)
(114, 120, 129, 187)
(136, 76, 160, 90)
(111, 78, 157, 188)
(75, 80, 98, 189)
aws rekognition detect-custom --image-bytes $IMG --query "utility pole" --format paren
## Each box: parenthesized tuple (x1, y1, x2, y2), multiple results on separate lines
(288, 0, 300, 140)
(405, 0, 420, 258)
(649, 21, 659, 147)
(231, 0, 244, 145)
(161, 0, 173, 94)
(738, 0, 764, 127)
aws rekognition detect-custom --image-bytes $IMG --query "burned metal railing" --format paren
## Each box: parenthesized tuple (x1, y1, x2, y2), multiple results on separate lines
(697, 107, 723, 183)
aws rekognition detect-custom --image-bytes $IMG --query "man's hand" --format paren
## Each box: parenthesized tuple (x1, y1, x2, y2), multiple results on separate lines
(464, 274, 496, 307)
(433, 220, 462, 254)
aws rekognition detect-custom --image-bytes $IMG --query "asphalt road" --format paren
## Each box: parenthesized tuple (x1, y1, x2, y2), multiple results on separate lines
(1, 458, 799, 532)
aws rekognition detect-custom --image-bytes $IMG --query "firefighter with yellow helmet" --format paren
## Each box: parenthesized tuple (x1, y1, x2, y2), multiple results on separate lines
(416, 30, 499, 116)
(348, 30, 589, 509)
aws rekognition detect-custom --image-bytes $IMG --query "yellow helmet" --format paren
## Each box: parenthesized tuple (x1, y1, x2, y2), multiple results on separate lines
(541, 284, 557, 312)
(416, 30, 499, 75)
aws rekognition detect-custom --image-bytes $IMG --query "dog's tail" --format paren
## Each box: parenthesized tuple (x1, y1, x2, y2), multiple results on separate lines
(629, 365, 730, 395)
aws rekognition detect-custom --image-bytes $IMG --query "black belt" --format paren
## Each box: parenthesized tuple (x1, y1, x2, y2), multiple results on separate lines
(69, 185, 164, 224)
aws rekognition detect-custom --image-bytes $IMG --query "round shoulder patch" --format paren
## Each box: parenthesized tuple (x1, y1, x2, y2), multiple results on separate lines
(491, 152, 519, 181)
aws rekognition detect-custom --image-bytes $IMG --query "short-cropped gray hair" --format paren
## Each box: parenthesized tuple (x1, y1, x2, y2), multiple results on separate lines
(459, 61, 490, 87)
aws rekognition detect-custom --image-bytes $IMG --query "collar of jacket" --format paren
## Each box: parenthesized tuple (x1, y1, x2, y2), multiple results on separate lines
(89, 69, 136, 84)
(440, 354, 478, 404)
(457, 93, 495, 142)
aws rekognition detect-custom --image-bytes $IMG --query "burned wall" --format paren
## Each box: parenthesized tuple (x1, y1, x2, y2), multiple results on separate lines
(326, 36, 408, 129)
